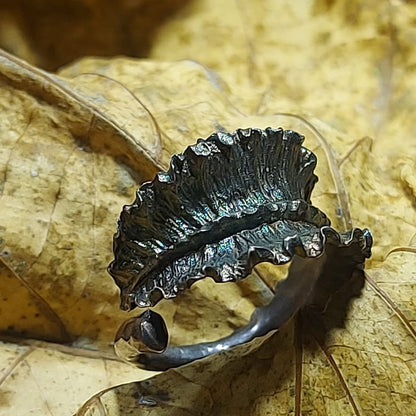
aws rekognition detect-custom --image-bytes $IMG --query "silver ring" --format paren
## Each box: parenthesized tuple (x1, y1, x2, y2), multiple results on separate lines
(109, 128, 372, 370)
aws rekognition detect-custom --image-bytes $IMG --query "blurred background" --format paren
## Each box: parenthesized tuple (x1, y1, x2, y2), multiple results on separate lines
(0, 0, 191, 70)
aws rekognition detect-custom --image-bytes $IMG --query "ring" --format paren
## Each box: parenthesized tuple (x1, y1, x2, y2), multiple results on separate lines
(109, 128, 373, 371)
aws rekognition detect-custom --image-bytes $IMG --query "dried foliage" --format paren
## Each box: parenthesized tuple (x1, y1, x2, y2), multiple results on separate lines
(0, 1, 415, 415)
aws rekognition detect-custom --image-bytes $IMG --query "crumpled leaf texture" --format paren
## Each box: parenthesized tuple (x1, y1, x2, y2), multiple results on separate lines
(109, 128, 331, 309)
(0, 0, 415, 415)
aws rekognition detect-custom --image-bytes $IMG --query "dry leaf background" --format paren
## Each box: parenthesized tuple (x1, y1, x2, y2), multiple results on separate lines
(0, 0, 415, 415)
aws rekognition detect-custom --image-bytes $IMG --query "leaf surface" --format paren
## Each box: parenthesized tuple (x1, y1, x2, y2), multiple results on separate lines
(0, 1, 415, 415)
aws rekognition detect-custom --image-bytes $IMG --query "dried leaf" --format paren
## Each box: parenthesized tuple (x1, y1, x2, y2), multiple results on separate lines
(0, 339, 155, 415)
(0, 50, 160, 349)
(0, 0, 415, 415)
(76, 252, 416, 416)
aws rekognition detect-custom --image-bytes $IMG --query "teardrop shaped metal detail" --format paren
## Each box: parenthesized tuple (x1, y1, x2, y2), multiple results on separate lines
(109, 127, 336, 311)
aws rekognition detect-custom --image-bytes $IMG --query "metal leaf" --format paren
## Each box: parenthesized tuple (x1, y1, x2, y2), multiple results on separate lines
(109, 127, 333, 310)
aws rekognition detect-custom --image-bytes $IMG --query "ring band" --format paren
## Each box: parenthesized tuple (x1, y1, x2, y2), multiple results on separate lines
(114, 227, 372, 371)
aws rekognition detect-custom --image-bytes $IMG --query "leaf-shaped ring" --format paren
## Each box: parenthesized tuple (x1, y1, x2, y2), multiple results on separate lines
(109, 127, 372, 371)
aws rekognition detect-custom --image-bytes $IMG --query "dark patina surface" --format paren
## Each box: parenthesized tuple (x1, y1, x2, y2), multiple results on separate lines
(109, 127, 372, 370)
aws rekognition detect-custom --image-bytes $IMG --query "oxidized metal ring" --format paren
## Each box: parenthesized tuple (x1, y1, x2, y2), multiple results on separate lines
(109, 128, 372, 371)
